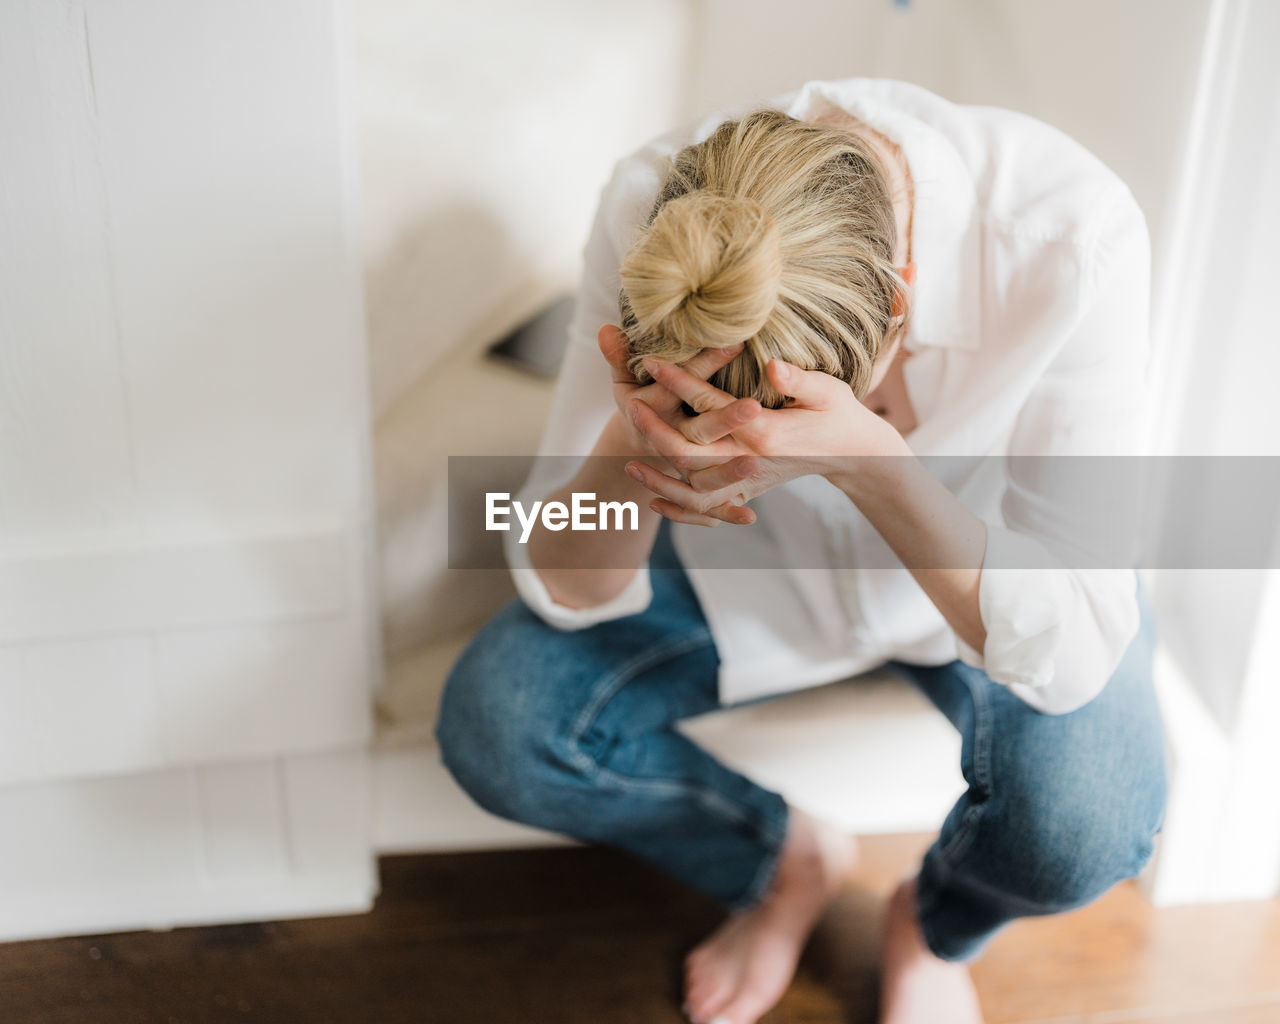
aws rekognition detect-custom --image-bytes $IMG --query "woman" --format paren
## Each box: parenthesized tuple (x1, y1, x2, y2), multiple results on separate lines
(436, 78, 1168, 1024)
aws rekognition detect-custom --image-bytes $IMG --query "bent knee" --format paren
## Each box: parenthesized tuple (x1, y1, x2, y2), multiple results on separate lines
(434, 607, 585, 818)
(995, 767, 1166, 910)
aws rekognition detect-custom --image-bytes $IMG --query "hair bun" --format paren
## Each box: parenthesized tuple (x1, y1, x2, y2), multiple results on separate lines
(620, 192, 782, 352)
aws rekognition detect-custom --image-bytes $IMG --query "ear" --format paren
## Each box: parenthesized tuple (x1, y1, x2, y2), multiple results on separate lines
(891, 261, 917, 318)
(597, 324, 629, 367)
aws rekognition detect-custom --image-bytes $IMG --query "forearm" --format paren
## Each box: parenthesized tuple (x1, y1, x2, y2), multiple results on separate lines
(525, 412, 664, 609)
(825, 440, 988, 652)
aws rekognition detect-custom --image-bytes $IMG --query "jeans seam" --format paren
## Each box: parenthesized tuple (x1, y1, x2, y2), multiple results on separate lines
(588, 762, 780, 836)
(934, 666, 994, 872)
(565, 626, 788, 860)
(942, 862, 1077, 916)
(729, 813, 788, 910)
(916, 665, 995, 956)
(567, 628, 714, 749)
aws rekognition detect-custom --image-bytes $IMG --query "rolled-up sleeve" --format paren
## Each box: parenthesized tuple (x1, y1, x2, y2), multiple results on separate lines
(503, 153, 665, 630)
(956, 186, 1151, 714)
(505, 526, 653, 631)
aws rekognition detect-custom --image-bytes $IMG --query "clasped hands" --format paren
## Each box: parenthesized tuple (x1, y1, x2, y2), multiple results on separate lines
(599, 324, 902, 527)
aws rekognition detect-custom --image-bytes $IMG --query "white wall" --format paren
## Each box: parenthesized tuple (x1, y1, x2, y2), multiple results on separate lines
(0, 0, 380, 939)
(358, 0, 697, 658)
(681, 0, 1213, 272)
(357, 0, 695, 418)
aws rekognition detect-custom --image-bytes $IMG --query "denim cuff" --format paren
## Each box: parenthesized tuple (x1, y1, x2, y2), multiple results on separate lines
(724, 798, 790, 912)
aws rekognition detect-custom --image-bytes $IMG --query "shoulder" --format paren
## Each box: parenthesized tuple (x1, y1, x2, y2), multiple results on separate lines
(784, 78, 1147, 262)
(955, 103, 1145, 255)
(930, 100, 1151, 323)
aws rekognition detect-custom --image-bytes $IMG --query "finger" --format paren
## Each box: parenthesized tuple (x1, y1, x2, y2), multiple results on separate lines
(627, 461, 756, 525)
(626, 460, 706, 509)
(597, 324, 637, 384)
(649, 495, 754, 527)
(680, 397, 762, 445)
(766, 358, 845, 409)
(682, 341, 745, 381)
(646, 497, 724, 528)
(643, 356, 762, 444)
(685, 455, 759, 494)
(628, 397, 735, 471)
(601, 326, 683, 419)
(644, 357, 735, 415)
(624, 460, 744, 517)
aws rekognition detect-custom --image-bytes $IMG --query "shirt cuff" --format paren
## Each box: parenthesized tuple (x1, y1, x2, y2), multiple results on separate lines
(504, 531, 653, 631)
(955, 524, 1073, 690)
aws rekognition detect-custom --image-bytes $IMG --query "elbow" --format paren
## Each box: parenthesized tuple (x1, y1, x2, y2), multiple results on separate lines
(508, 564, 654, 632)
(1004, 674, 1106, 716)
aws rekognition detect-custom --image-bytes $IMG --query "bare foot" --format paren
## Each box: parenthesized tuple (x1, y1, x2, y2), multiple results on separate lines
(879, 876, 984, 1024)
(682, 805, 858, 1024)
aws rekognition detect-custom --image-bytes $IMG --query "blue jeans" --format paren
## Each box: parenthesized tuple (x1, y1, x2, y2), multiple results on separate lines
(436, 523, 1169, 962)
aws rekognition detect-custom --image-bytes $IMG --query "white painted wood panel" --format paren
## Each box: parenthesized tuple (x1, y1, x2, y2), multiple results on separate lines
(0, 608, 373, 786)
(0, 0, 380, 937)
(0, 0, 378, 781)
(0, 750, 375, 942)
(198, 760, 291, 880)
(0, 2, 139, 549)
(0, 765, 202, 892)
(283, 749, 376, 875)
(0, 530, 348, 643)
(0, 635, 163, 782)
(82, 0, 364, 538)
(154, 614, 372, 765)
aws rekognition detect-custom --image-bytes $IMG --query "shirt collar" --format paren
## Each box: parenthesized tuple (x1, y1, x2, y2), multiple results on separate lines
(782, 79, 982, 352)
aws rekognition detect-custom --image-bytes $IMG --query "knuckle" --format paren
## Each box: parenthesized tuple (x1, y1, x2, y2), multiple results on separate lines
(683, 423, 710, 447)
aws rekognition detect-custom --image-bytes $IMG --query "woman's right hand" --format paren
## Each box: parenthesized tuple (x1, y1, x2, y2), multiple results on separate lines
(597, 325, 761, 467)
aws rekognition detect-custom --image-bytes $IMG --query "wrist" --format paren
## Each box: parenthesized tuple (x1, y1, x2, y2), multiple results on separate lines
(821, 429, 913, 505)
(598, 410, 676, 474)
(596, 411, 643, 457)
(586, 413, 670, 504)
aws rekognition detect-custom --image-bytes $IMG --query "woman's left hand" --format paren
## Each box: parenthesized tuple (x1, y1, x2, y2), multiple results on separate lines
(624, 354, 906, 526)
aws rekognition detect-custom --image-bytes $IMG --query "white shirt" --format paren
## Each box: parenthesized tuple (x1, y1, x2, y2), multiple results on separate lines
(506, 77, 1151, 715)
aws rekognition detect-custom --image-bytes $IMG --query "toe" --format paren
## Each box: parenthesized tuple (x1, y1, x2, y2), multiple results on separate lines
(687, 975, 735, 1023)
(716, 979, 780, 1024)
(685, 944, 713, 971)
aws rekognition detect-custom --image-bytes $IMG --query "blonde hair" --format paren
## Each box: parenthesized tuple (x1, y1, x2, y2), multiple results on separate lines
(619, 108, 910, 407)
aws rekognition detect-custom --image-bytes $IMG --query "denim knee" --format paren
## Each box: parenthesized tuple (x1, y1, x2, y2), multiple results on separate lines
(986, 749, 1167, 911)
(434, 605, 582, 825)
(437, 596, 639, 838)
(917, 760, 1167, 963)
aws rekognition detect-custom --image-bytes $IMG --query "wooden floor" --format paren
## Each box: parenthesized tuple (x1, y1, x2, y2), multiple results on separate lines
(4, 835, 1279, 1023)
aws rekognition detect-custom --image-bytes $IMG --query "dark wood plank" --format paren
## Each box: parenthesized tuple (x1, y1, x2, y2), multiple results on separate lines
(1, 838, 1278, 1024)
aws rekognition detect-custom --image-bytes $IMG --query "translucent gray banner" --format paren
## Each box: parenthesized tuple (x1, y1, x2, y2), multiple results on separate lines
(447, 456, 1280, 571)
